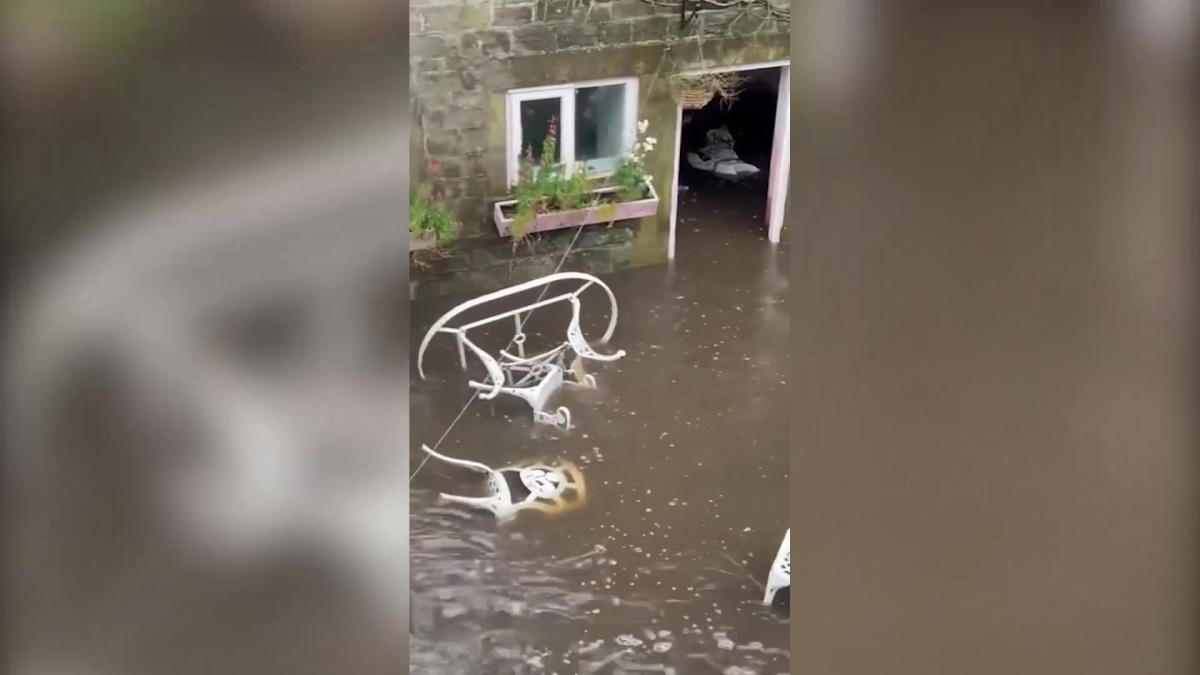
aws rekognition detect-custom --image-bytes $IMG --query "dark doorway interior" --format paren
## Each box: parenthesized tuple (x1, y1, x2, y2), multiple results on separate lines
(676, 66, 780, 251)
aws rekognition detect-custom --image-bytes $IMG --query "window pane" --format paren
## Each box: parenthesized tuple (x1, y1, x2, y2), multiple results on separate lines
(575, 84, 626, 169)
(519, 97, 561, 164)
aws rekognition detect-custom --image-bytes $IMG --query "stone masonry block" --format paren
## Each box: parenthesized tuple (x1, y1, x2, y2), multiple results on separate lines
(698, 10, 738, 35)
(542, 0, 574, 22)
(422, 64, 482, 91)
(411, 34, 454, 59)
(455, 197, 488, 224)
(420, 4, 494, 33)
(584, 4, 612, 22)
(565, 248, 615, 275)
(555, 22, 600, 50)
(596, 19, 632, 45)
(612, 0, 658, 19)
(425, 135, 457, 155)
(457, 68, 481, 91)
(513, 25, 557, 52)
(576, 225, 625, 249)
(460, 32, 482, 50)
(476, 30, 514, 58)
(508, 254, 560, 281)
(493, 4, 535, 26)
(415, 57, 446, 76)
(445, 105, 488, 131)
(631, 15, 670, 43)
(434, 157, 465, 178)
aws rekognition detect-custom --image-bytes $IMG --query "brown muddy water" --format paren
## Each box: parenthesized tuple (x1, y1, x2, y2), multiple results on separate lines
(410, 194, 789, 674)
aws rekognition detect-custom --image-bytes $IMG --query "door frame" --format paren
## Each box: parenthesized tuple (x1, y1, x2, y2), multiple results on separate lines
(668, 60, 790, 259)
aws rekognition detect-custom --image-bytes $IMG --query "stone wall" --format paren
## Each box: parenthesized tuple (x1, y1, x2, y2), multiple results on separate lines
(410, 0, 789, 294)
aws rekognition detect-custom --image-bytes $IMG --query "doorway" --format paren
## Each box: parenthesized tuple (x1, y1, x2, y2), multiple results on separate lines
(668, 61, 789, 258)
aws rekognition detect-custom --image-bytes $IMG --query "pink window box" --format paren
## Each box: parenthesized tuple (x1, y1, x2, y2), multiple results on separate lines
(493, 180, 659, 238)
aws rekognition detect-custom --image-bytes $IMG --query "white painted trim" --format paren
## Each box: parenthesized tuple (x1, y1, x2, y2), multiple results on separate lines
(507, 88, 571, 187)
(508, 76, 638, 96)
(506, 91, 517, 187)
(675, 59, 791, 78)
(505, 76, 640, 188)
(561, 91, 576, 175)
(668, 104, 682, 260)
(767, 65, 790, 243)
(622, 76, 640, 157)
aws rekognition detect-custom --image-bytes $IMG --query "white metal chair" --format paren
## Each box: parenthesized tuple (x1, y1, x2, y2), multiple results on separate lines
(416, 272, 626, 429)
(763, 529, 790, 605)
(419, 444, 586, 522)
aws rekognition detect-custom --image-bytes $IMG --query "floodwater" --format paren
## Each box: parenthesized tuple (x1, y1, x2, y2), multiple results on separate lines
(410, 195, 789, 673)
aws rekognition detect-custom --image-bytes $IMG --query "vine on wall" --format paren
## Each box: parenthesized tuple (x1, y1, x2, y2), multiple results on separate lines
(638, 0, 791, 28)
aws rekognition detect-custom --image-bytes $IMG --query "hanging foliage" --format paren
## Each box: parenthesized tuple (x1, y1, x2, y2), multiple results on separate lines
(669, 70, 746, 109)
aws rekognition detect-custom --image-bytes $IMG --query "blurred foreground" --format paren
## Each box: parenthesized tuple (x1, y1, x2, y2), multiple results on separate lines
(4, 3, 409, 673)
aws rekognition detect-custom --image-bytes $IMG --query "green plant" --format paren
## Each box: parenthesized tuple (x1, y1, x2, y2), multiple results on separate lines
(554, 164, 591, 210)
(506, 116, 655, 241)
(613, 118, 656, 202)
(510, 146, 539, 242)
(509, 116, 592, 242)
(410, 159, 458, 245)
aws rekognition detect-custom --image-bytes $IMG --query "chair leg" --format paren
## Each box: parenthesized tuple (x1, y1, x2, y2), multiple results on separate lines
(421, 444, 492, 473)
(439, 493, 499, 513)
(534, 406, 570, 429)
(564, 372, 597, 389)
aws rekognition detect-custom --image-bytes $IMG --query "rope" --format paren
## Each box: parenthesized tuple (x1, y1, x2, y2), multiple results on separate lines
(410, 223, 589, 482)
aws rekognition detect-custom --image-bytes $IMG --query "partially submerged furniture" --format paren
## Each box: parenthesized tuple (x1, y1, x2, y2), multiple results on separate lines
(416, 272, 626, 429)
(420, 445, 586, 522)
(764, 529, 791, 605)
(686, 126, 762, 180)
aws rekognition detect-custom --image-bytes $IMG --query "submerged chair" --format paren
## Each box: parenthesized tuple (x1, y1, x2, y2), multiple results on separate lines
(420, 445, 586, 522)
(416, 272, 626, 429)
(764, 529, 791, 605)
(685, 126, 762, 180)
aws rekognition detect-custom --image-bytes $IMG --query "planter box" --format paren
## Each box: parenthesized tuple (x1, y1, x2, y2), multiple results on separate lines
(492, 180, 659, 238)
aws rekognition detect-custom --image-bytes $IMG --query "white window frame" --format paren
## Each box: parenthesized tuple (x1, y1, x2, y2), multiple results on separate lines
(505, 76, 639, 188)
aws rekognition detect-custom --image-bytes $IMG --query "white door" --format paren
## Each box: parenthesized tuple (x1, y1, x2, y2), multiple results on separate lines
(766, 65, 790, 243)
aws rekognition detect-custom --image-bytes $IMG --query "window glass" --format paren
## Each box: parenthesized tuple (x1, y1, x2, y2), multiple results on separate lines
(519, 97, 561, 164)
(574, 84, 626, 172)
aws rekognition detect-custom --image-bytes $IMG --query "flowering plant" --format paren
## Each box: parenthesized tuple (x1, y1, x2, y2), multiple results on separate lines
(505, 118, 657, 242)
(510, 116, 591, 242)
(613, 119, 655, 201)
